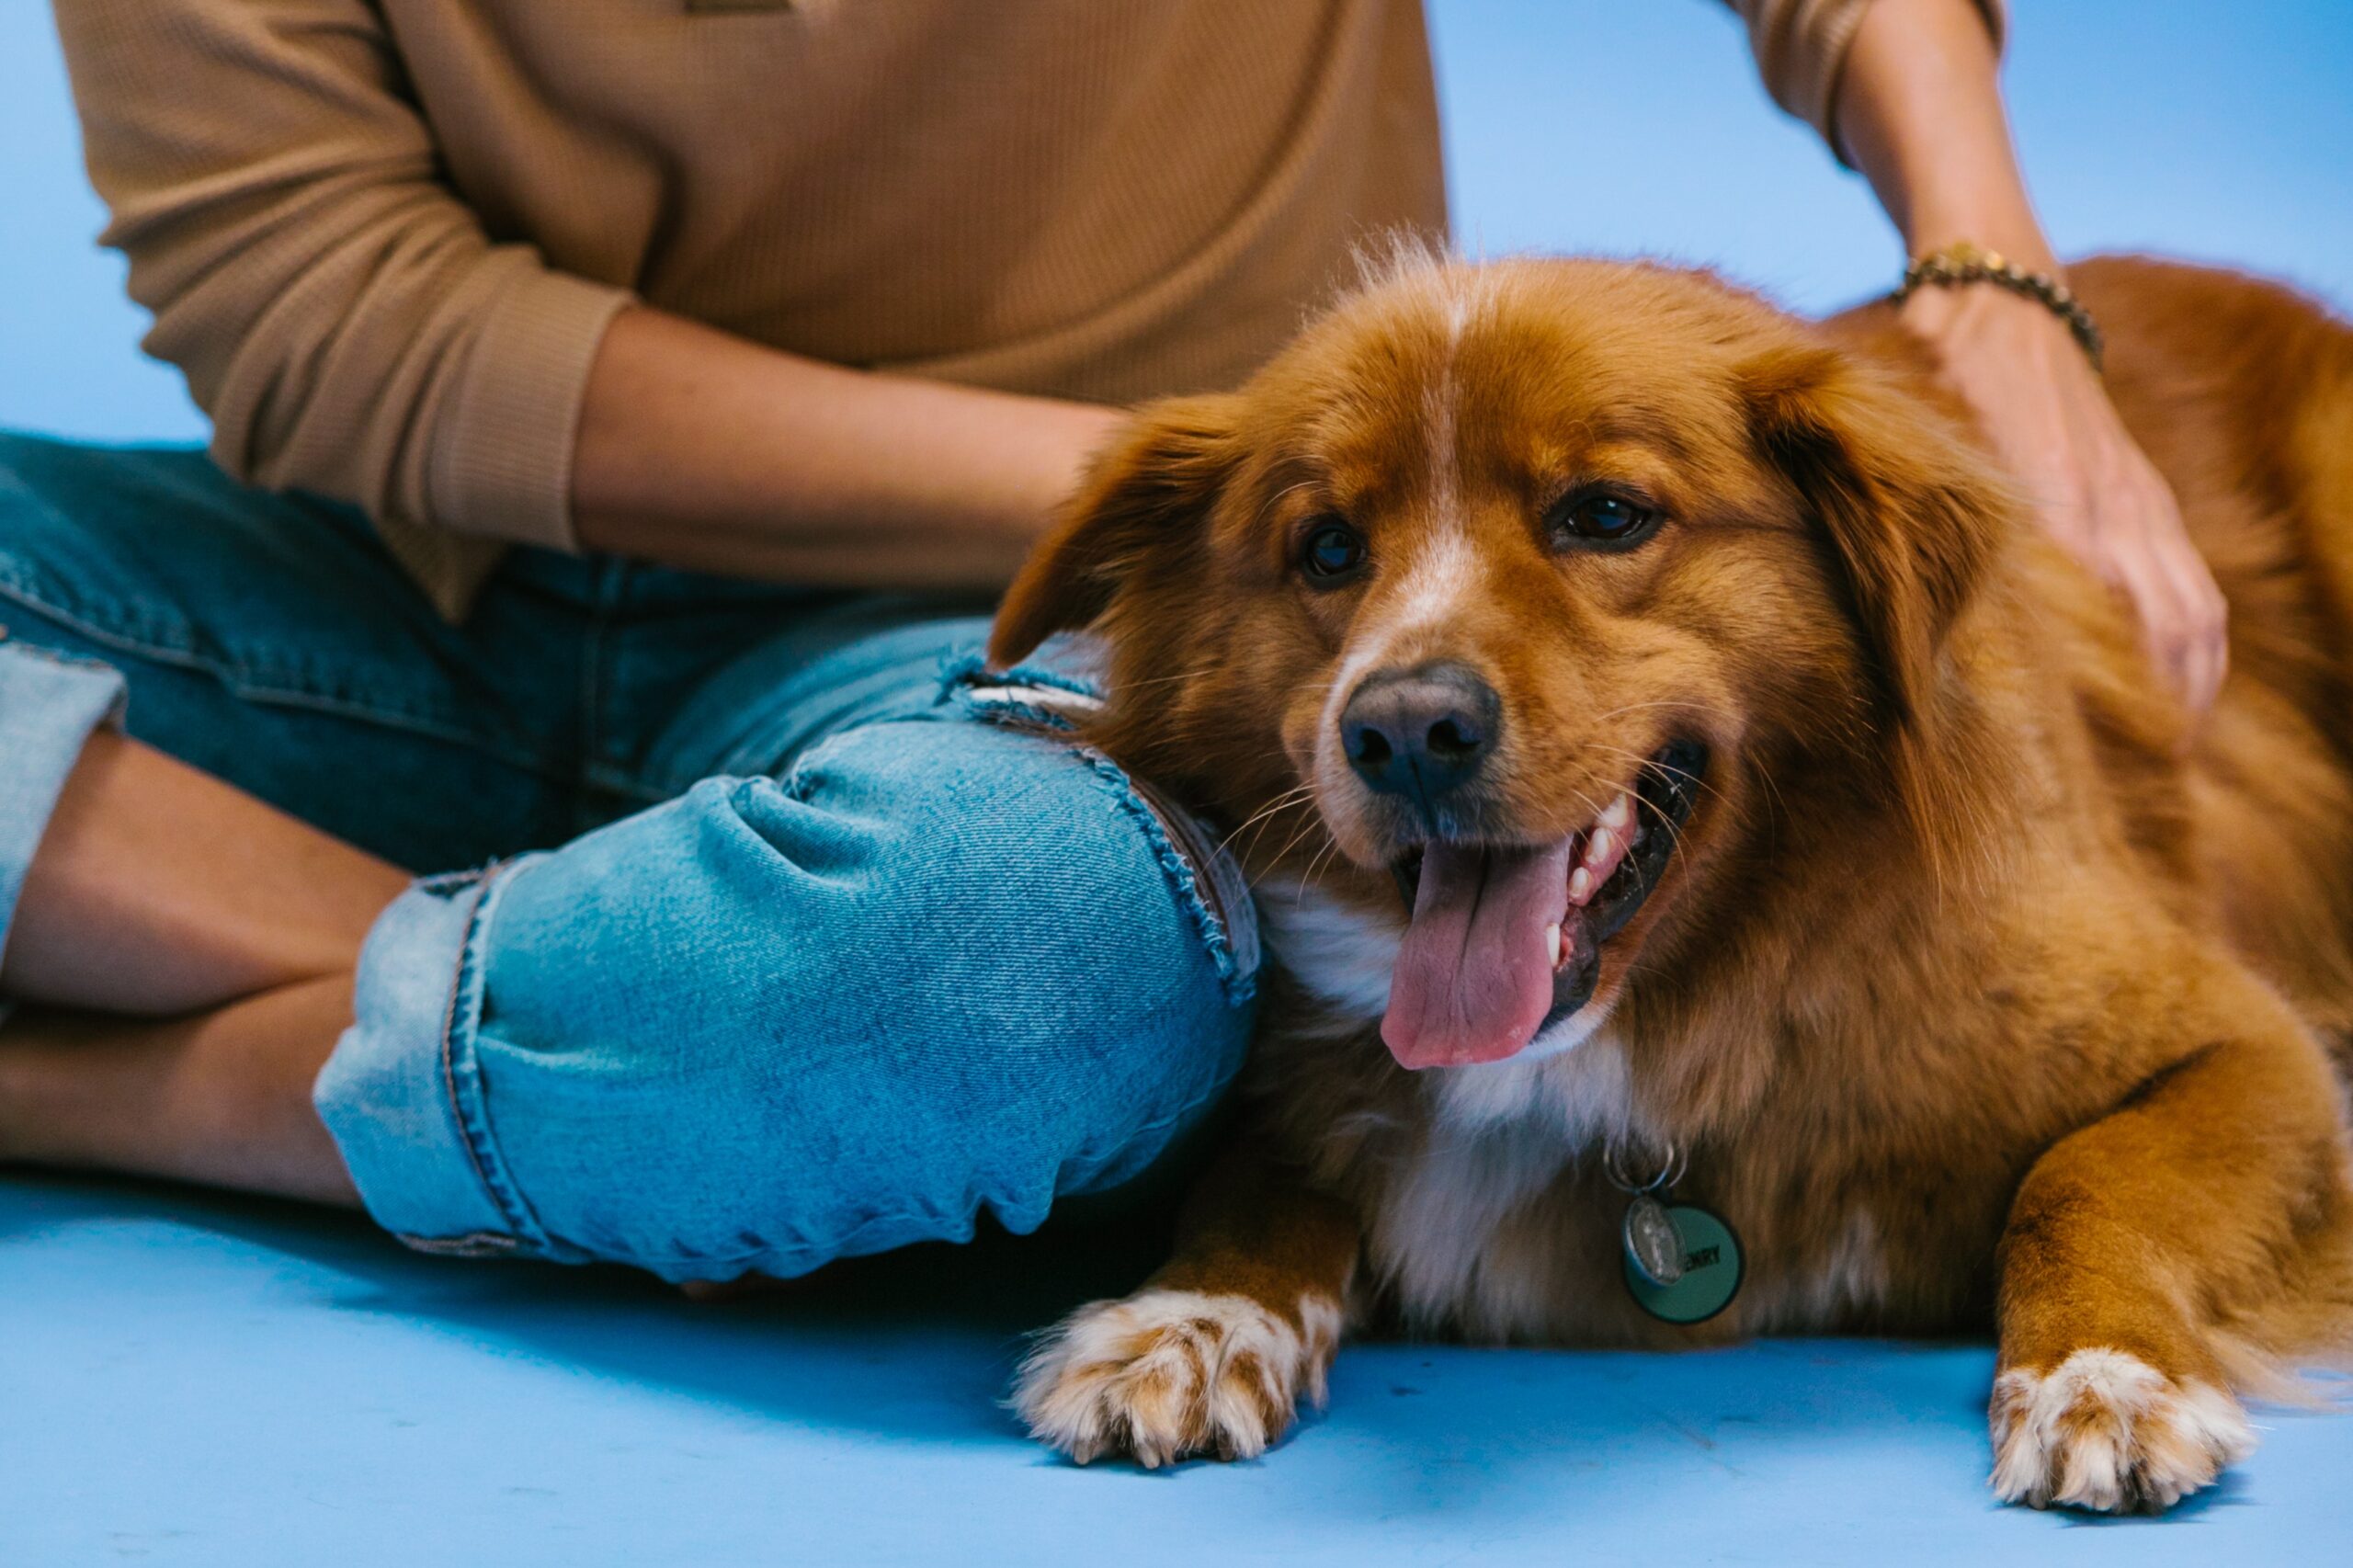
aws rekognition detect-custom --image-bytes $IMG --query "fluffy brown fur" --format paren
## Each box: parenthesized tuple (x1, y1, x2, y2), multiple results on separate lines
(992, 250, 2353, 1509)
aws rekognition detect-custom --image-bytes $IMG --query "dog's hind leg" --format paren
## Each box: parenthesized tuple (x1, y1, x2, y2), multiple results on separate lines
(1011, 1135, 1360, 1466)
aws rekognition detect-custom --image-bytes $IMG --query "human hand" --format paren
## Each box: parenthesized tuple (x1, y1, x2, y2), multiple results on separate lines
(1898, 281, 2228, 717)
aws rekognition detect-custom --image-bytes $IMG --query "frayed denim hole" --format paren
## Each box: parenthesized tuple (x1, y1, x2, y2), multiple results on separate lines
(926, 640, 1101, 692)
(938, 646, 1103, 701)
(938, 647, 1107, 732)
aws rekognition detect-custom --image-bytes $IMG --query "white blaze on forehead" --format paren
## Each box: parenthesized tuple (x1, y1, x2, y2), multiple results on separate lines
(1388, 264, 1502, 645)
(1417, 256, 1501, 529)
(1426, 294, 1465, 521)
(1318, 256, 1504, 757)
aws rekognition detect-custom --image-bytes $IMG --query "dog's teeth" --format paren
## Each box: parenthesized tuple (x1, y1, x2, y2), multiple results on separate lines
(1568, 866, 1594, 904)
(1546, 922, 1563, 969)
(1585, 824, 1616, 870)
(1599, 791, 1634, 833)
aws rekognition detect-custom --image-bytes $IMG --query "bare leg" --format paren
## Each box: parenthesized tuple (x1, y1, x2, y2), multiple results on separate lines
(0, 732, 404, 1201)
(3, 731, 409, 1014)
(0, 983, 359, 1205)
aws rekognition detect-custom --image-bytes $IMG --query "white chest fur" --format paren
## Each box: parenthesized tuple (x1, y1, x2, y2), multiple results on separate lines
(1260, 885, 1655, 1333)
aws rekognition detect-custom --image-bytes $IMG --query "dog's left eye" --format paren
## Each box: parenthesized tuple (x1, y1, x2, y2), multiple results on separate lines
(1547, 491, 1663, 551)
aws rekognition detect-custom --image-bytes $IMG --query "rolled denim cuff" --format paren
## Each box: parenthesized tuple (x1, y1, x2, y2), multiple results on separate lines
(315, 862, 562, 1259)
(0, 639, 125, 971)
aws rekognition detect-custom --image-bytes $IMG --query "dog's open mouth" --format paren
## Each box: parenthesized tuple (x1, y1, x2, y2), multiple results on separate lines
(1381, 739, 1709, 1070)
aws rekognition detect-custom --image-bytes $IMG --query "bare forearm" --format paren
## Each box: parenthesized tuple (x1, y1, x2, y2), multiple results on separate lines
(1835, 0, 2055, 269)
(572, 307, 1127, 590)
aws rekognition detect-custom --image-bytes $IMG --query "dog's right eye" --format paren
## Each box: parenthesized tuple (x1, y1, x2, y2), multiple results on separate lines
(1299, 518, 1368, 584)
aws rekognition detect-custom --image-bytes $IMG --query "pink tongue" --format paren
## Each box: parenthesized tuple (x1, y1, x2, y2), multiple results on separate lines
(1382, 839, 1576, 1070)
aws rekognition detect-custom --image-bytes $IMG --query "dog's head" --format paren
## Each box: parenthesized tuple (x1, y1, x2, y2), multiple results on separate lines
(993, 253, 2007, 1071)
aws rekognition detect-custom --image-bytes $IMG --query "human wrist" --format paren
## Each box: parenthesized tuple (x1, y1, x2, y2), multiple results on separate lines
(1899, 198, 2063, 280)
(1893, 242, 2101, 371)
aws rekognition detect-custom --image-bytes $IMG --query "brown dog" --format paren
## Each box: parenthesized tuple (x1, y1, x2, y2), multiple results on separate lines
(989, 246, 2353, 1511)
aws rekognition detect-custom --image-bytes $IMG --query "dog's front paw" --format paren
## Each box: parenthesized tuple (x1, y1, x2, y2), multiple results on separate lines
(1989, 1346, 2255, 1512)
(1012, 1289, 1342, 1466)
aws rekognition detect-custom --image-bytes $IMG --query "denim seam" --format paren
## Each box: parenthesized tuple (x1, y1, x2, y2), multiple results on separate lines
(1067, 747, 1256, 1007)
(430, 860, 561, 1255)
(0, 574, 567, 781)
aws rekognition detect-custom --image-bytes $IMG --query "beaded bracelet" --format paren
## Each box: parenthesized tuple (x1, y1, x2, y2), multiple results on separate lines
(1889, 241, 2105, 372)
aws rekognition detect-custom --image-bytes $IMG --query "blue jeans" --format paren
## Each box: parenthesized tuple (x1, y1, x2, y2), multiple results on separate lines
(0, 436, 1256, 1279)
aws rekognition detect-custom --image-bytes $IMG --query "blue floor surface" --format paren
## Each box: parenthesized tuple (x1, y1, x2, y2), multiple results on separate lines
(4, 1173, 2347, 1565)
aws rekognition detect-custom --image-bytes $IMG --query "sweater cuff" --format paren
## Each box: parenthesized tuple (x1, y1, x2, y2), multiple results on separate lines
(1757, 0, 2007, 154)
(428, 263, 634, 554)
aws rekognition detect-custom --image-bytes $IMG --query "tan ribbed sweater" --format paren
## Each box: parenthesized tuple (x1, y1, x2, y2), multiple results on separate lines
(53, 0, 2000, 617)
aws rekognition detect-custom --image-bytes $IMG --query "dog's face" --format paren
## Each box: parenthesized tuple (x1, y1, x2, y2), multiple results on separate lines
(995, 255, 2001, 1071)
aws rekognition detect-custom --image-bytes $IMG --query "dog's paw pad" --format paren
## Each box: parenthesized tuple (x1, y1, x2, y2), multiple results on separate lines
(1989, 1346, 2254, 1512)
(1012, 1289, 1340, 1467)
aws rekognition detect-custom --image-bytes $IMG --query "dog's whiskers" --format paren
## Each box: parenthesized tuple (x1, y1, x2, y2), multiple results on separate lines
(1216, 784, 1319, 859)
(1258, 812, 1335, 877)
(1295, 832, 1346, 901)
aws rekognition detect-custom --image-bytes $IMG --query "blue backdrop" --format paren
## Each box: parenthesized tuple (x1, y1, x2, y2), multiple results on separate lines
(3, 2, 2347, 446)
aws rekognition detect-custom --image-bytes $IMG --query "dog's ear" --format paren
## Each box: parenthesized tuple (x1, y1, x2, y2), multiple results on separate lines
(989, 394, 1244, 668)
(1740, 343, 2006, 739)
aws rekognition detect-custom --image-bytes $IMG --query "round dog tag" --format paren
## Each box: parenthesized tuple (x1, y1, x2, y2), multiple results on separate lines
(1621, 1202, 1743, 1324)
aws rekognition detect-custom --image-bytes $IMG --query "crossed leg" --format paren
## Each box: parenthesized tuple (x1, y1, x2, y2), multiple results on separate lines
(0, 730, 408, 1203)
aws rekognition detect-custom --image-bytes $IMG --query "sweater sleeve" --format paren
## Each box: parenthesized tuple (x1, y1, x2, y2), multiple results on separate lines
(51, 0, 633, 562)
(1724, 0, 2007, 149)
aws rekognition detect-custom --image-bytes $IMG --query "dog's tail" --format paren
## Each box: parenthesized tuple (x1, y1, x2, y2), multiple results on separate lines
(2286, 291, 2353, 638)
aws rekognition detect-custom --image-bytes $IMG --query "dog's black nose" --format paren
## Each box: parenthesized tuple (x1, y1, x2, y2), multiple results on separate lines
(1341, 662, 1501, 805)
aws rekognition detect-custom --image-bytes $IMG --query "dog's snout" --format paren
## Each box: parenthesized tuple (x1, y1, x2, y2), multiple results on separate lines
(1341, 662, 1501, 805)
